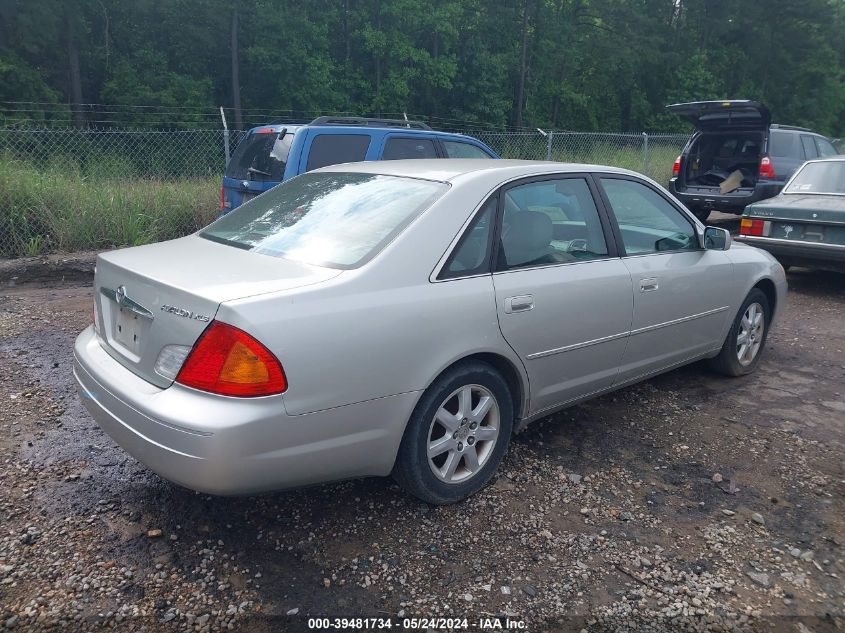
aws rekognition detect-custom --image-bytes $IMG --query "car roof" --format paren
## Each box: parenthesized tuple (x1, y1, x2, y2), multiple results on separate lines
(769, 124, 814, 133)
(315, 158, 641, 182)
(245, 122, 483, 141)
(804, 156, 845, 164)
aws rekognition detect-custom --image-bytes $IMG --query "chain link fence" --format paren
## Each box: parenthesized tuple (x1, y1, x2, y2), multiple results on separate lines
(0, 127, 688, 259)
(471, 131, 688, 183)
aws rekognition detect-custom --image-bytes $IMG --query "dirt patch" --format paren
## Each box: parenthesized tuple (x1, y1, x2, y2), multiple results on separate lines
(0, 268, 843, 632)
(0, 252, 96, 288)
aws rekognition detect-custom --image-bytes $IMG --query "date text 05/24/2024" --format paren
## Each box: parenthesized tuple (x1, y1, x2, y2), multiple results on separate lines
(306, 617, 527, 630)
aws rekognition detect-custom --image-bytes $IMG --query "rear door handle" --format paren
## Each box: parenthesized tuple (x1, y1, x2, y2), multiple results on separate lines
(639, 278, 659, 292)
(505, 295, 534, 313)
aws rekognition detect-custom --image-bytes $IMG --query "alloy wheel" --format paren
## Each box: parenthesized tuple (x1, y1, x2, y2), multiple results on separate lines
(736, 302, 765, 366)
(427, 384, 500, 483)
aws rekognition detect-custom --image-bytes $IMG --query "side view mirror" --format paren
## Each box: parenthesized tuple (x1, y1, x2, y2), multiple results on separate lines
(703, 226, 731, 251)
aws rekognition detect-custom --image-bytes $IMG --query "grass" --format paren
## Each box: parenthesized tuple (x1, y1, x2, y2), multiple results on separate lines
(0, 155, 219, 258)
(492, 137, 683, 185)
(0, 141, 686, 258)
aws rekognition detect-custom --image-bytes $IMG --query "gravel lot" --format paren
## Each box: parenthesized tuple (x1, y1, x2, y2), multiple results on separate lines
(1, 242, 843, 631)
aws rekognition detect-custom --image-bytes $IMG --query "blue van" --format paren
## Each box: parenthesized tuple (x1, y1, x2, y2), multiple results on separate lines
(220, 116, 499, 213)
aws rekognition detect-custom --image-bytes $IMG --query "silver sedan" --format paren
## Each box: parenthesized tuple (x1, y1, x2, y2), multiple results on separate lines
(74, 160, 787, 504)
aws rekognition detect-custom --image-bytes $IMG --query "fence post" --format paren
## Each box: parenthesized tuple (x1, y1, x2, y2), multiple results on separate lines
(642, 132, 649, 176)
(546, 131, 554, 161)
(220, 106, 231, 165)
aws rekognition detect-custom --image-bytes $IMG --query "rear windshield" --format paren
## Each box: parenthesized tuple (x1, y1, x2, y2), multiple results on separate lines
(225, 131, 292, 181)
(785, 161, 845, 195)
(201, 173, 448, 268)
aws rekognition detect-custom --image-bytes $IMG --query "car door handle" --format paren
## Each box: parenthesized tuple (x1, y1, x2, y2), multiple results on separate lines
(639, 278, 659, 292)
(505, 295, 534, 313)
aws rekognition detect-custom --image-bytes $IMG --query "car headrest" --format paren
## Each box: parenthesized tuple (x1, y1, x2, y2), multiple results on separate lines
(508, 211, 553, 252)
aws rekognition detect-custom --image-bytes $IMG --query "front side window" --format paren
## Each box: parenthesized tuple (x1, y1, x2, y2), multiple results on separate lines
(442, 140, 493, 159)
(383, 137, 438, 160)
(785, 161, 845, 195)
(306, 134, 371, 172)
(497, 178, 608, 271)
(600, 178, 697, 255)
(201, 173, 448, 268)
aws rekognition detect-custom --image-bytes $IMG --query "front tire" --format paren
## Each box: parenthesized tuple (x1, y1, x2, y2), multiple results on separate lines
(393, 361, 514, 504)
(709, 289, 770, 377)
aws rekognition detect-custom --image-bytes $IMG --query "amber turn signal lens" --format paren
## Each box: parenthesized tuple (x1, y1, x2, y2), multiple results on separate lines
(176, 321, 287, 397)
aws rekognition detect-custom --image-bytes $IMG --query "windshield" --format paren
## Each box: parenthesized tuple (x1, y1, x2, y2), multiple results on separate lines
(201, 173, 448, 268)
(225, 131, 292, 181)
(785, 161, 845, 195)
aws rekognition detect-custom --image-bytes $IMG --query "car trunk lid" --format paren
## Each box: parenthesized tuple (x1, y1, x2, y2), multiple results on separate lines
(745, 195, 845, 245)
(93, 235, 341, 388)
(666, 100, 771, 131)
(748, 195, 845, 223)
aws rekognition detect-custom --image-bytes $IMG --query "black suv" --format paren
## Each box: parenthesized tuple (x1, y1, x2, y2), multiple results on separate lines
(666, 101, 838, 221)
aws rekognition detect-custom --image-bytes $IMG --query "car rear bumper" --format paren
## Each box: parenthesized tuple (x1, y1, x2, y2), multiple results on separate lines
(735, 236, 845, 271)
(73, 326, 417, 495)
(670, 179, 783, 213)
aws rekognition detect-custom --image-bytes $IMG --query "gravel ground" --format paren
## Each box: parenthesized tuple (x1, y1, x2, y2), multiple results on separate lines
(0, 253, 843, 632)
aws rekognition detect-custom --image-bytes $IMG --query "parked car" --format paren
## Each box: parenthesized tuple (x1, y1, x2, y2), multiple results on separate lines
(220, 116, 499, 213)
(74, 160, 786, 504)
(666, 100, 838, 222)
(737, 156, 845, 272)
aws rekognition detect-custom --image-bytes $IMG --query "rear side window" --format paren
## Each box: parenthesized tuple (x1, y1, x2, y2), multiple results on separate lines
(383, 137, 438, 160)
(226, 131, 291, 181)
(442, 140, 493, 159)
(498, 178, 608, 271)
(816, 137, 838, 158)
(306, 134, 371, 172)
(440, 197, 496, 279)
(769, 131, 797, 157)
(800, 135, 818, 159)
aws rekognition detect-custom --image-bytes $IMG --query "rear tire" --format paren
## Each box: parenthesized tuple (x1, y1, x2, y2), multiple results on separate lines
(709, 289, 770, 377)
(393, 361, 513, 504)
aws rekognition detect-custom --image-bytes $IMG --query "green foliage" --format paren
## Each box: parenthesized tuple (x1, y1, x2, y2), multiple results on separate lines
(0, 0, 843, 134)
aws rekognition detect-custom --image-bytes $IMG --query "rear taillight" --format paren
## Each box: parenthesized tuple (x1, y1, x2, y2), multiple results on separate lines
(176, 321, 287, 397)
(759, 155, 776, 180)
(672, 155, 681, 177)
(740, 218, 771, 237)
(219, 186, 226, 211)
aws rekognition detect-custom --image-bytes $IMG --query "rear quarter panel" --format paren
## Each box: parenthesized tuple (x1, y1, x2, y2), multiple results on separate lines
(216, 175, 528, 418)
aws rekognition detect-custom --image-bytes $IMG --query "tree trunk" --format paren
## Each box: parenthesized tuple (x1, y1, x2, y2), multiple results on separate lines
(429, 30, 439, 118)
(515, 0, 529, 127)
(344, 0, 351, 62)
(65, 11, 85, 129)
(374, 0, 382, 115)
(231, 4, 244, 131)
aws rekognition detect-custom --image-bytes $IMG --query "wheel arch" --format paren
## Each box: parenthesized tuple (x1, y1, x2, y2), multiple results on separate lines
(420, 352, 529, 425)
(752, 277, 778, 317)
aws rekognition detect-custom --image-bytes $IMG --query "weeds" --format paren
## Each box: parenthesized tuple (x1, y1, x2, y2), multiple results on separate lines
(0, 155, 218, 258)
